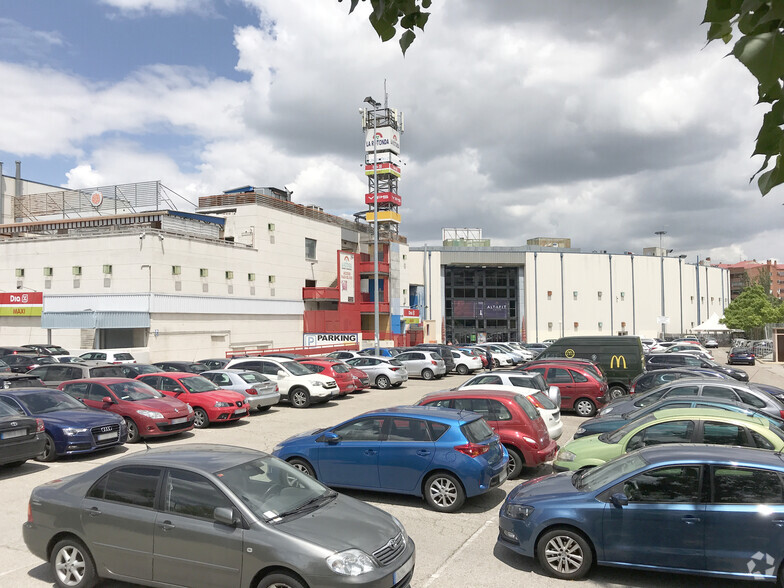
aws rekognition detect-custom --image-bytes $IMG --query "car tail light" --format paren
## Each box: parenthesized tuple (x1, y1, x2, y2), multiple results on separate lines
(454, 443, 489, 458)
(246, 388, 258, 395)
(629, 383, 636, 394)
(35, 418, 44, 433)
(431, 360, 438, 365)
(27, 501, 33, 523)
(780, 410, 784, 420)
(389, 367, 399, 371)
(527, 395, 544, 409)
(522, 436, 539, 447)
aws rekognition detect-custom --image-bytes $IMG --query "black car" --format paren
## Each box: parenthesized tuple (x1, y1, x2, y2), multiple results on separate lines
(645, 352, 749, 381)
(197, 358, 230, 370)
(0, 355, 57, 374)
(111, 363, 165, 378)
(0, 374, 46, 389)
(152, 361, 209, 373)
(0, 400, 45, 467)
(21, 344, 70, 356)
(628, 367, 731, 395)
(0, 346, 37, 357)
(728, 346, 756, 366)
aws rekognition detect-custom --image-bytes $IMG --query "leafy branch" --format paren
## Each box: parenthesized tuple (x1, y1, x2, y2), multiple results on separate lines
(338, 0, 431, 54)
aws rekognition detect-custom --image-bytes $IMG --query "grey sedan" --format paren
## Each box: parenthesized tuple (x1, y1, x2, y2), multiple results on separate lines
(345, 356, 408, 389)
(393, 351, 446, 380)
(201, 369, 281, 411)
(23, 444, 415, 588)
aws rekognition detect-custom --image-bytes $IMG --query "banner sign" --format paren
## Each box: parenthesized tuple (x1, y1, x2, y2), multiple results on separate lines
(365, 191, 402, 206)
(303, 333, 359, 347)
(403, 308, 421, 324)
(451, 299, 508, 319)
(0, 292, 43, 317)
(339, 252, 355, 303)
(365, 126, 401, 154)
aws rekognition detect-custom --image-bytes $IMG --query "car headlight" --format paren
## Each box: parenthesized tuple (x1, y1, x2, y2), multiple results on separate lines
(600, 406, 613, 415)
(272, 444, 283, 453)
(62, 427, 88, 436)
(214, 402, 232, 407)
(557, 449, 576, 462)
(576, 427, 586, 434)
(186, 404, 194, 413)
(326, 549, 376, 576)
(504, 503, 534, 519)
(136, 410, 164, 419)
(310, 380, 324, 387)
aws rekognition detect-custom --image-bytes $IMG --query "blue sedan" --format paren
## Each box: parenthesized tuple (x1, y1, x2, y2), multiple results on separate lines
(499, 444, 784, 582)
(273, 405, 508, 512)
(0, 388, 126, 461)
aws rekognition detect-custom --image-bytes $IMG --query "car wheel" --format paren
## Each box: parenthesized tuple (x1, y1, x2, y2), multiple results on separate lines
(36, 433, 57, 463)
(193, 408, 210, 429)
(422, 368, 435, 380)
(124, 418, 140, 443)
(493, 359, 500, 368)
(751, 360, 756, 366)
(257, 405, 271, 412)
(287, 457, 316, 478)
(257, 572, 306, 588)
(573, 398, 597, 417)
(506, 446, 524, 479)
(289, 387, 311, 408)
(50, 537, 98, 588)
(607, 386, 626, 399)
(375, 375, 391, 389)
(424, 472, 465, 512)
(391, 382, 403, 388)
(456, 364, 469, 375)
(536, 527, 593, 580)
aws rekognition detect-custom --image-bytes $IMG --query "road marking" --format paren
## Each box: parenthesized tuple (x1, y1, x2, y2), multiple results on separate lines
(421, 518, 495, 587)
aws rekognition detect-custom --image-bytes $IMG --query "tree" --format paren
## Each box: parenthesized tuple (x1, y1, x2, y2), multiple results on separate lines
(721, 284, 784, 337)
(338, 0, 431, 54)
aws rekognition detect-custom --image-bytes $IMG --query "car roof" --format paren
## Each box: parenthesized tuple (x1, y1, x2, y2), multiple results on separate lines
(638, 444, 784, 469)
(421, 388, 524, 401)
(0, 387, 67, 396)
(202, 369, 248, 374)
(62, 377, 137, 384)
(139, 371, 196, 378)
(360, 405, 481, 423)
(106, 443, 266, 471)
(650, 407, 765, 424)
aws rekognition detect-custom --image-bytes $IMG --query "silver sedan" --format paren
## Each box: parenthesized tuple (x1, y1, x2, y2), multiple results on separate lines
(345, 356, 409, 389)
(201, 369, 280, 411)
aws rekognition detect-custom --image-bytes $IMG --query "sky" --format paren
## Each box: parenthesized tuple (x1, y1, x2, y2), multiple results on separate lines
(1, 0, 782, 263)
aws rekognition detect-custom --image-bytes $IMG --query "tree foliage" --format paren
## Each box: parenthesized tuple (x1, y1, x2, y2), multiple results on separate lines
(704, 0, 784, 195)
(721, 284, 784, 335)
(338, 0, 430, 54)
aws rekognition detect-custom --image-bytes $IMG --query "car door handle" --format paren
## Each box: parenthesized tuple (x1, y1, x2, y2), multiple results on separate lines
(681, 515, 701, 524)
(363, 449, 377, 456)
(416, 450, 431, 456)
(159, 520, 175, 531)
(83, 507, 101, 517)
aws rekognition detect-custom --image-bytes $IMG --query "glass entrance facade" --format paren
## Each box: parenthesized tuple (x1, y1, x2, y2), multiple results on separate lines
(444, 267, 519, 344)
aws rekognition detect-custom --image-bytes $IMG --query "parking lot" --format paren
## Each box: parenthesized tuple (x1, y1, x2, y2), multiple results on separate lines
(2, 349, 784, 588)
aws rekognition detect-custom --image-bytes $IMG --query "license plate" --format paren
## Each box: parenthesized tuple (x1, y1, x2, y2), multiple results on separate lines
(1, 429, 26, 440)
(234, 408, 246, 414)
(393, 555, 414, 583)
(171, 417, 187, 424)
(96, 432, 118, 441)
(499, 467, 509, 484)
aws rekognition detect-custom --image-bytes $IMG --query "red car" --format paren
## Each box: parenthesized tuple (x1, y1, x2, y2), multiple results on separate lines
(58, 378, 194, 442)
(519, 362, 609, 417)
(297, 358, 356, 395)
(349, 366, 370, 391)
(416, 388, 557, 478)
(135, 372, 248, 428)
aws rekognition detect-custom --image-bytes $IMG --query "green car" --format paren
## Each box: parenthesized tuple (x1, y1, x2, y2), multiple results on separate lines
(553, 408, 784, 471)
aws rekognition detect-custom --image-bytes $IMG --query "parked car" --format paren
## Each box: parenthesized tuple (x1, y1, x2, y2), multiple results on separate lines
(357, 347, 395, 357)
(664, 344, 713, 360)
(753, 382, 784, 402)
(153, 360, 210, 373)
(196, 357, 230, 370)
(458, 371, 561, 406)
(78, 351, 136, 365)
(273, 405, 509, 512)
(326, 350, 363, 361)
(344, 356, 408, 389)
(26, 363, 129, 388)
(450, 349, 483, 375)
(553, 408, 784, 471)
(415, 344, 457, 373)
(417, 389, 557, 478)
(472, 344, 518, 367)
(260, 352, 303, 360)
(514, 357, 606, 383)
(521, 342, 548, 355)
(201, 369, 281, 411)
(348, 365, 370, 391)
(0, 346, 37, 356)
(297, 358, 357, 395)
(59, 378, 194, 443)
(574, 396, 784, 439)
(628, 367, 731, 395)
(224, 356, 339, 408)
(502, 342, 535, 361)
(135, 372, 248, 428)
(0, 359, 10, 373)
(0, 399, 45, 467)
(109, 363, 166, 378)
(23, 444, 416, 588)
(518, 362, 609, 417)
(394, 350, 446, 380)
(0, 354, 56, 373)
(55, 355, 84, 363)
(21, 344, 70, 356)
(458, 346, 488, 368)
(0, 388, 126, 462)
(704, 338, 719, 348)
(499, 444, 784, 582)
(646, 352, 749, 381)
(728, 346, 756, 366)
(0, 373, 46, 389)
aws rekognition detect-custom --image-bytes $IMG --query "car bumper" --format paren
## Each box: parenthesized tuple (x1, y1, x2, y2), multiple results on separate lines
(497, 513, 537, 558)
(145, 416, 194, 436)
(209, 407, 249, 422)
(551, 461, 575, 472)
(54, 430, 127, 457)
(304, 542, 415, 587)
(22, 522, 48, 562)
(388, 372, 408, 384)
(0, 433, 46, 464)
(524, 439, 559, 466)
(546, 419, 563, 442)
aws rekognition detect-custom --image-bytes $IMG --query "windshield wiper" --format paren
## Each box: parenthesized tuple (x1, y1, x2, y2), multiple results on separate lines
(268, 491, 337, 523)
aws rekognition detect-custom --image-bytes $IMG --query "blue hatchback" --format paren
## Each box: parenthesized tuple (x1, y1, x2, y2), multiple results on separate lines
(273, 405, 508, 512)
(499, 444, 784, 582)
(0, 388, 126, 462)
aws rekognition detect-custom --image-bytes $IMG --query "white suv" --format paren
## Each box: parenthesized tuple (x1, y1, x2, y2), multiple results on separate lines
(225, 356, 338, 408)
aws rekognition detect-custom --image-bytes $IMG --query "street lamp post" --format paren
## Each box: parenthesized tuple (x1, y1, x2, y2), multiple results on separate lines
(678, 254, 687, 335)
(655, 231, 667, 339)
(364, 96, 381, 354)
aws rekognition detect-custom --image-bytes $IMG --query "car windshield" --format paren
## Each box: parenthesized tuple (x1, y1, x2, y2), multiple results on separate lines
(108, 381, 162, 400)
(281, 361, 312, 376)
(574, 452, 649, 492)
(603, 414, 657, 443)
(216, 457, 334, 522)
(239, 372, 268, 384)
(180, 376, 221, 393)
(15, 391, 86, 414)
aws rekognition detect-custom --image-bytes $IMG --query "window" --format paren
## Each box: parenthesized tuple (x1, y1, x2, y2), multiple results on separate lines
(0, 396, 25, 415)
(305, 238, 317, 260)
(165, 469, 233, 520)
(387, 418, 432, 441)
(207, 373, 232, 386)
(469, 375, 503, 386)
(701, 385, 738, 401)
(333, 417, 385, 441)
(712, 467, 784, 504)
(547, 368, 573, 384)
(62, 382, 90, 399)
(751, 430, 775, 450)
(735, 389, 766, 409)
(158, 378, 182, 393)
(702, 421, 752, 447)
(428, 421, 450, 440)
(662, 385, 699, 398)
(627, 420, 695, 451)
(424, 399, 452, 409)
(508, 377, 537, 389)
(570, 370, 588, 383)
(621, 466, 701, 503)
(88, 466, 161, 508)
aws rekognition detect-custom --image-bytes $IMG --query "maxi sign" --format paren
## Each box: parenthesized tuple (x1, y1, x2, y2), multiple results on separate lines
(0, 292, 43, 317)
(303, 333, 359, 347)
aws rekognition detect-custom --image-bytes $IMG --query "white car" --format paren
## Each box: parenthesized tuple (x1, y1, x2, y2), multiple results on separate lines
(225, 356, 338, 408)
(450, 349, 483, 375)
(503, 342, 535, 361)
(457, 382, 563, 442)
(78, 350, 136, 365)
(471, 345, 517, 367)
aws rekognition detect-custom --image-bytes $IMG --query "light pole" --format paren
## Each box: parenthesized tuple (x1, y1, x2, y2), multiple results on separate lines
(364, 95, 381, 354)
(655, 231, 667, 339)
(678, 254, 687, 335)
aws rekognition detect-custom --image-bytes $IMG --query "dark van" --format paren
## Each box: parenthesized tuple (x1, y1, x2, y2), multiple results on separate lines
(536, 336, 644, 398)
(415, 344, 456, 373)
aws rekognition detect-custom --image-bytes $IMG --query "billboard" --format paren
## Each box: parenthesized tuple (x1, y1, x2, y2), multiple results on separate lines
(365, 191, 402, 206)
(365, 126, 401, 154)
(0, 292, 43, 317)
(339, 252, 355, 303)
(303, 333, 359, 347)
(450, 299, 508, 319)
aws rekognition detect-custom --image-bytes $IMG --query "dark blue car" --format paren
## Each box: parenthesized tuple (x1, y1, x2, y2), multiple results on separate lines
(272, 405, 508, 512)
(499, 444, 784, 582)
(0, 388, 126, 462)
(728, 347, 756, 366)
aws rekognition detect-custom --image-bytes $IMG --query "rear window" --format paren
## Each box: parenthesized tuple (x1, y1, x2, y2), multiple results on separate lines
(514, 395, 540, 420)
(239, 372, 267, 384)
(509, 377, 537, 389)
(388, 359, 403, 367)
(461, 418, 494, 442)
(114, 353, 134, 360)
(529, 391, 557, 410)
(332, 363, 350, 373)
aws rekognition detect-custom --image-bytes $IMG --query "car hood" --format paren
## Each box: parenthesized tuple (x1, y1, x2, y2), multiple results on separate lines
(559, 435, 618, 464)
(38, 408, 124, 427)
(193, 389, 246, 402)
(129, 396, 189, 415)
(276, 493, 401, 553)
(278, 428, 325, 445)
(507, 471, 578, 503)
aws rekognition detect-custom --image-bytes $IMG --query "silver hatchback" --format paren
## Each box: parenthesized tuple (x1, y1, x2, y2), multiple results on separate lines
(393, 350, 447, 380)
(201, 369, 281, 412)
(345, 356, 408, 389)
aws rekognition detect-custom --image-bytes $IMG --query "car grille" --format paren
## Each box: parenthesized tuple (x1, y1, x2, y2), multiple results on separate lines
(324, 381, 337, 388)
(158, 420, 193, 432)
(91, 423, 120, 445)
(373, 532, 406, 566)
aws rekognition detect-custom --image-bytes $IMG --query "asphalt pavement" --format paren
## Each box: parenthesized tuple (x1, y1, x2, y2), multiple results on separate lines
(1, 348, 781, 588)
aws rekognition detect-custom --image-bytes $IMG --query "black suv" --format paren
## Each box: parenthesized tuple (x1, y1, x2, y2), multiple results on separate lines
(415, 344, 456, 373)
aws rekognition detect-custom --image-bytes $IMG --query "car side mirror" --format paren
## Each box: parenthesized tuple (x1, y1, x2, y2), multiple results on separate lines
(101, 396, 114, 404)
(213, 506, 239, 527)
(276, 370, 287, 379)
(321, 432, 341, 444)
(610, 492, 629, 508)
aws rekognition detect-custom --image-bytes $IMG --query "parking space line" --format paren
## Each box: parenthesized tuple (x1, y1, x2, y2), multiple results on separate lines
(421, 518, 495, 587)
